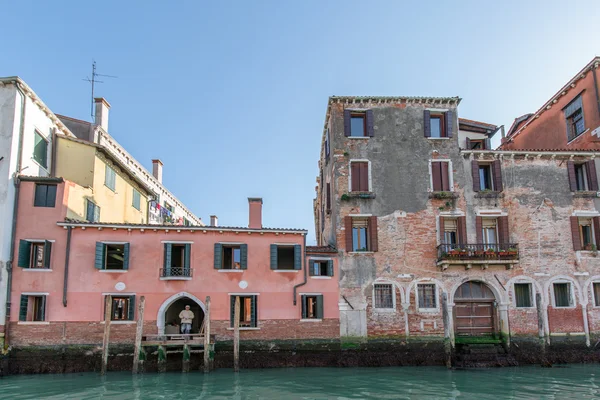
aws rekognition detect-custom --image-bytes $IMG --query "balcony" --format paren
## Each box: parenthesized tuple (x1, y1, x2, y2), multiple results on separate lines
(437, 243, 519, 270)
(159, 267, 193, 280)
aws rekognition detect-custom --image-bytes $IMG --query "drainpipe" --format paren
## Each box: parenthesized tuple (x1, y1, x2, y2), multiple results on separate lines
(592, 63, 600, 121)
(292, 234, 308, 305)
(4, 82, 27, 348)
(62, 226, 72, 307)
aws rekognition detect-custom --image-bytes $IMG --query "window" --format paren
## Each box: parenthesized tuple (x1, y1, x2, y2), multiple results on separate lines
(431, 161, 451, 191)
(373, 283, 394, 309)
(482, 218, 498, 245)
(472, 160, 503, 192)
(350, 161, 369, 192)
(575, 164, 589, 191)
(164, 202, 175, 213)
(479, 164, 493, 191)
(310, 260, 333, 277)
(424, 110, 453, 138)
(214, 244, 248, 270)
(95, 242, 130, 270)
(17, 240, 52, 269)
(33, 131, 48, 168)
(270, 244, 301, 270)
(466, 139, 489, 150)
(417, 284, 437, 309)
(107, 295, 135, 321)
(132, 189, 141, 210)
(163, 243, 191, 276)
(430, 115, 444, 138)
(225, 246, 240, 269)
(553, 283, 572, 307)
(568, 161, 598, 192)
(105, 165, 116, 191)
(344, 110, 374, 137)
(346, 216, 378, 252)
(230, 295, 257, 328)
(184, 217, 191, 227)
(34, 184, 56, 207)
(514, 283, 533, 308)
(19, 294, 46, 321)
(579, 218, 595, 250)
(326, 182, 331, 212)
(565, 95, 585, 141)
(86, 199, 100, 222)
(301, 295, 323, 319)
(325, 128, 330, 160)
(570, 216, 599, 251)
(350, 113, 366, 137)
(443, 218, 457, 245)
(593, 283, 600, 307)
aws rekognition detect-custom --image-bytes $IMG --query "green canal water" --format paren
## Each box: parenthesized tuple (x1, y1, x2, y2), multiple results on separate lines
(1, 365, 600, 399)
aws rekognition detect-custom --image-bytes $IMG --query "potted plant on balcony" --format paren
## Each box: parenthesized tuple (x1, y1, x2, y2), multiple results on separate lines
(485, 247, 497, 259)
(507, 247, 518, 257)
(448, 248, 461, 258)
(473, 247, 485, 259)
(498, 248, 509, 259)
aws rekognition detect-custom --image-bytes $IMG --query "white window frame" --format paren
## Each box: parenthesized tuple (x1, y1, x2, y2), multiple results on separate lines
(372, 283, 396, 312)
(428, 159, 454, 192)
(308, 257, 333, 279)
(551, 281, 576, 309)
(348, 159, 372, 193)
(416, 283, 439, 312)
(513, 282, 536, 309)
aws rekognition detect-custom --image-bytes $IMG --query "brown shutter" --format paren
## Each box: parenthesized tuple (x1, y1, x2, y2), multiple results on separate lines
(424, 110, 431, 137)
(571, 216, 582, 251)
(485, 138, 491, 150)
(345, 216, 353, 252)
(351, 163, 360, 192)
(497, 216, 509, 245)
(366, 110, 375, 137)
(445, 111, 453, 138)
(594, 217, 600, 249)
(439, 217, 446, 243)
(431, 162, 442, 191)
(344, 110, 351, 137)
(360, 162, 369, 191)
(492, 160, 504, 192)
(587, 161, 598, 191)
(326, 183, 331, 211)
(368, 216, 378, 252)
(476, 216, 483, 243)
(441, 161, 450, 191)
(466, 138, 471, 150)
(567, 161, 577, 191)
(458, 216, 467, 245)
(472, 160, 480, 192)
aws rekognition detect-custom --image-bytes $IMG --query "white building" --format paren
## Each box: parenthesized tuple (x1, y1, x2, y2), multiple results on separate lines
(0, 77, 76, 346)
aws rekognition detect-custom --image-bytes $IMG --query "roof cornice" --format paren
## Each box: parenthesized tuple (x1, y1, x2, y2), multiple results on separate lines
(462, 149, 600, 158)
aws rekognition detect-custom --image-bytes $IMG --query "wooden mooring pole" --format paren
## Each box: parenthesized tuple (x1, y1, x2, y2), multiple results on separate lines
(101, 295, 112, 375)
(132, 296, 146, 374)
(233, 295, 240, 372)
(204, 296, 211, 373)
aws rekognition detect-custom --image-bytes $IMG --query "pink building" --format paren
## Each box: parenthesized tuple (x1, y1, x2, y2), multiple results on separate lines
(8, 178, 339, 347)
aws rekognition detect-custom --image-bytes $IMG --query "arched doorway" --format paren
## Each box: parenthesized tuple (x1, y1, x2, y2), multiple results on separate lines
(454, 281, 497, 337)
(157, 292, 206, 335)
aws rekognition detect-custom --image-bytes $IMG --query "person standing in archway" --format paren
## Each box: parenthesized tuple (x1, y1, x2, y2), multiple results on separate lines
(179, 305, 194, 334)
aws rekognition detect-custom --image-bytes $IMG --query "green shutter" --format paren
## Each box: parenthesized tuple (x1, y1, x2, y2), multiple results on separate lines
(19, 295, 28, 321)
(128, 295, 136, 321)
(43, 241, 52, 269)
(327, 260, 334, 277)
(240, 244, 248, 270)
(123, 243, 130, 270)
(164, 243, 172, 274)
(214, 243, 222, 269)
(270, 244, 277, 270)
(17, 240, 31, 268)
(316, 295, 324, 319)
(301, 295, 307, 318)
(184, 244, 191, 270)
(251, 296, 257, 328)
(94, 204, 100, 222)
(229, 296, 235, 327)
(40, 296, 46, 321)
(293, 244, 301, 270)
(95, 242, 105, 269)
(309, 261, 315, 276)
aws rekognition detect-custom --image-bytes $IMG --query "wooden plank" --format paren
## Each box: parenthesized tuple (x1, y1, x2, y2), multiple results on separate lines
(233, 295, 240, 372)
(204, 296, 211, 373)
(132, 296, 145, 374)
(101, 295, 112, 375)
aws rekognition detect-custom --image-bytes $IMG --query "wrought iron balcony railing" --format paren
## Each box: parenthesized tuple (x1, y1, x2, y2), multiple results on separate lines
(437, 243, 519, 262)
(159, 267, 193, 278)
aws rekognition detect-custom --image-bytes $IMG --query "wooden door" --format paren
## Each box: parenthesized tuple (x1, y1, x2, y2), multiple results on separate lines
(454, 301, 495, 336)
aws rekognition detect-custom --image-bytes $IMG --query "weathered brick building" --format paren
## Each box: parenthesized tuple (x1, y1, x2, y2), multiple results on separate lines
(314, 95, 600, 352)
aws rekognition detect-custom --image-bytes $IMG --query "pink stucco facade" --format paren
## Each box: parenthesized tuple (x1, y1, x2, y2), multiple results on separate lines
(9, 179, 339, 346)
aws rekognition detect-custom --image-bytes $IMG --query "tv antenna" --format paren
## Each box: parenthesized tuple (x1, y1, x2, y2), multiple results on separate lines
(83, 60, 118, 119)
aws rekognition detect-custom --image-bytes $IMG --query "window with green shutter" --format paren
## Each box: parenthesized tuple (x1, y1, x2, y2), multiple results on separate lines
(301, 295, 323, 320)
(86, 199, 100, 222)
(95, 242, 130, 270)
(108, 295, 135, 321)
(162, 243, 192, 278)
(19, 294, 46, 321)
(230, 295, 257, 328)
(105, 165, 116, 191)
(17, 240, 52, 269)
(132, 189, 141, 210)
(216, 244, 247, 270)
(34, 184, 57, 207)
(33, 131, 48, 168)
(271, 245, 300, 270)
(309, 260, 333, 277)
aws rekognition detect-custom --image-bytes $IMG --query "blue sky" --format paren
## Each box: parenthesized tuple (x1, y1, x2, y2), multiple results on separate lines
(2, 1, 599, 243)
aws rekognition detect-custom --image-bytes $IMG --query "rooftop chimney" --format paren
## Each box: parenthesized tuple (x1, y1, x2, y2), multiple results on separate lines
(210, 215, 218, 227)
(152, 159, 163, 183)
(248, 198, 263, 229)
(94, 97, 110, 131)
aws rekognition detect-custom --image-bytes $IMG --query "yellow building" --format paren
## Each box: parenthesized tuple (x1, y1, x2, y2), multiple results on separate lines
(54, 135, 151, 224)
